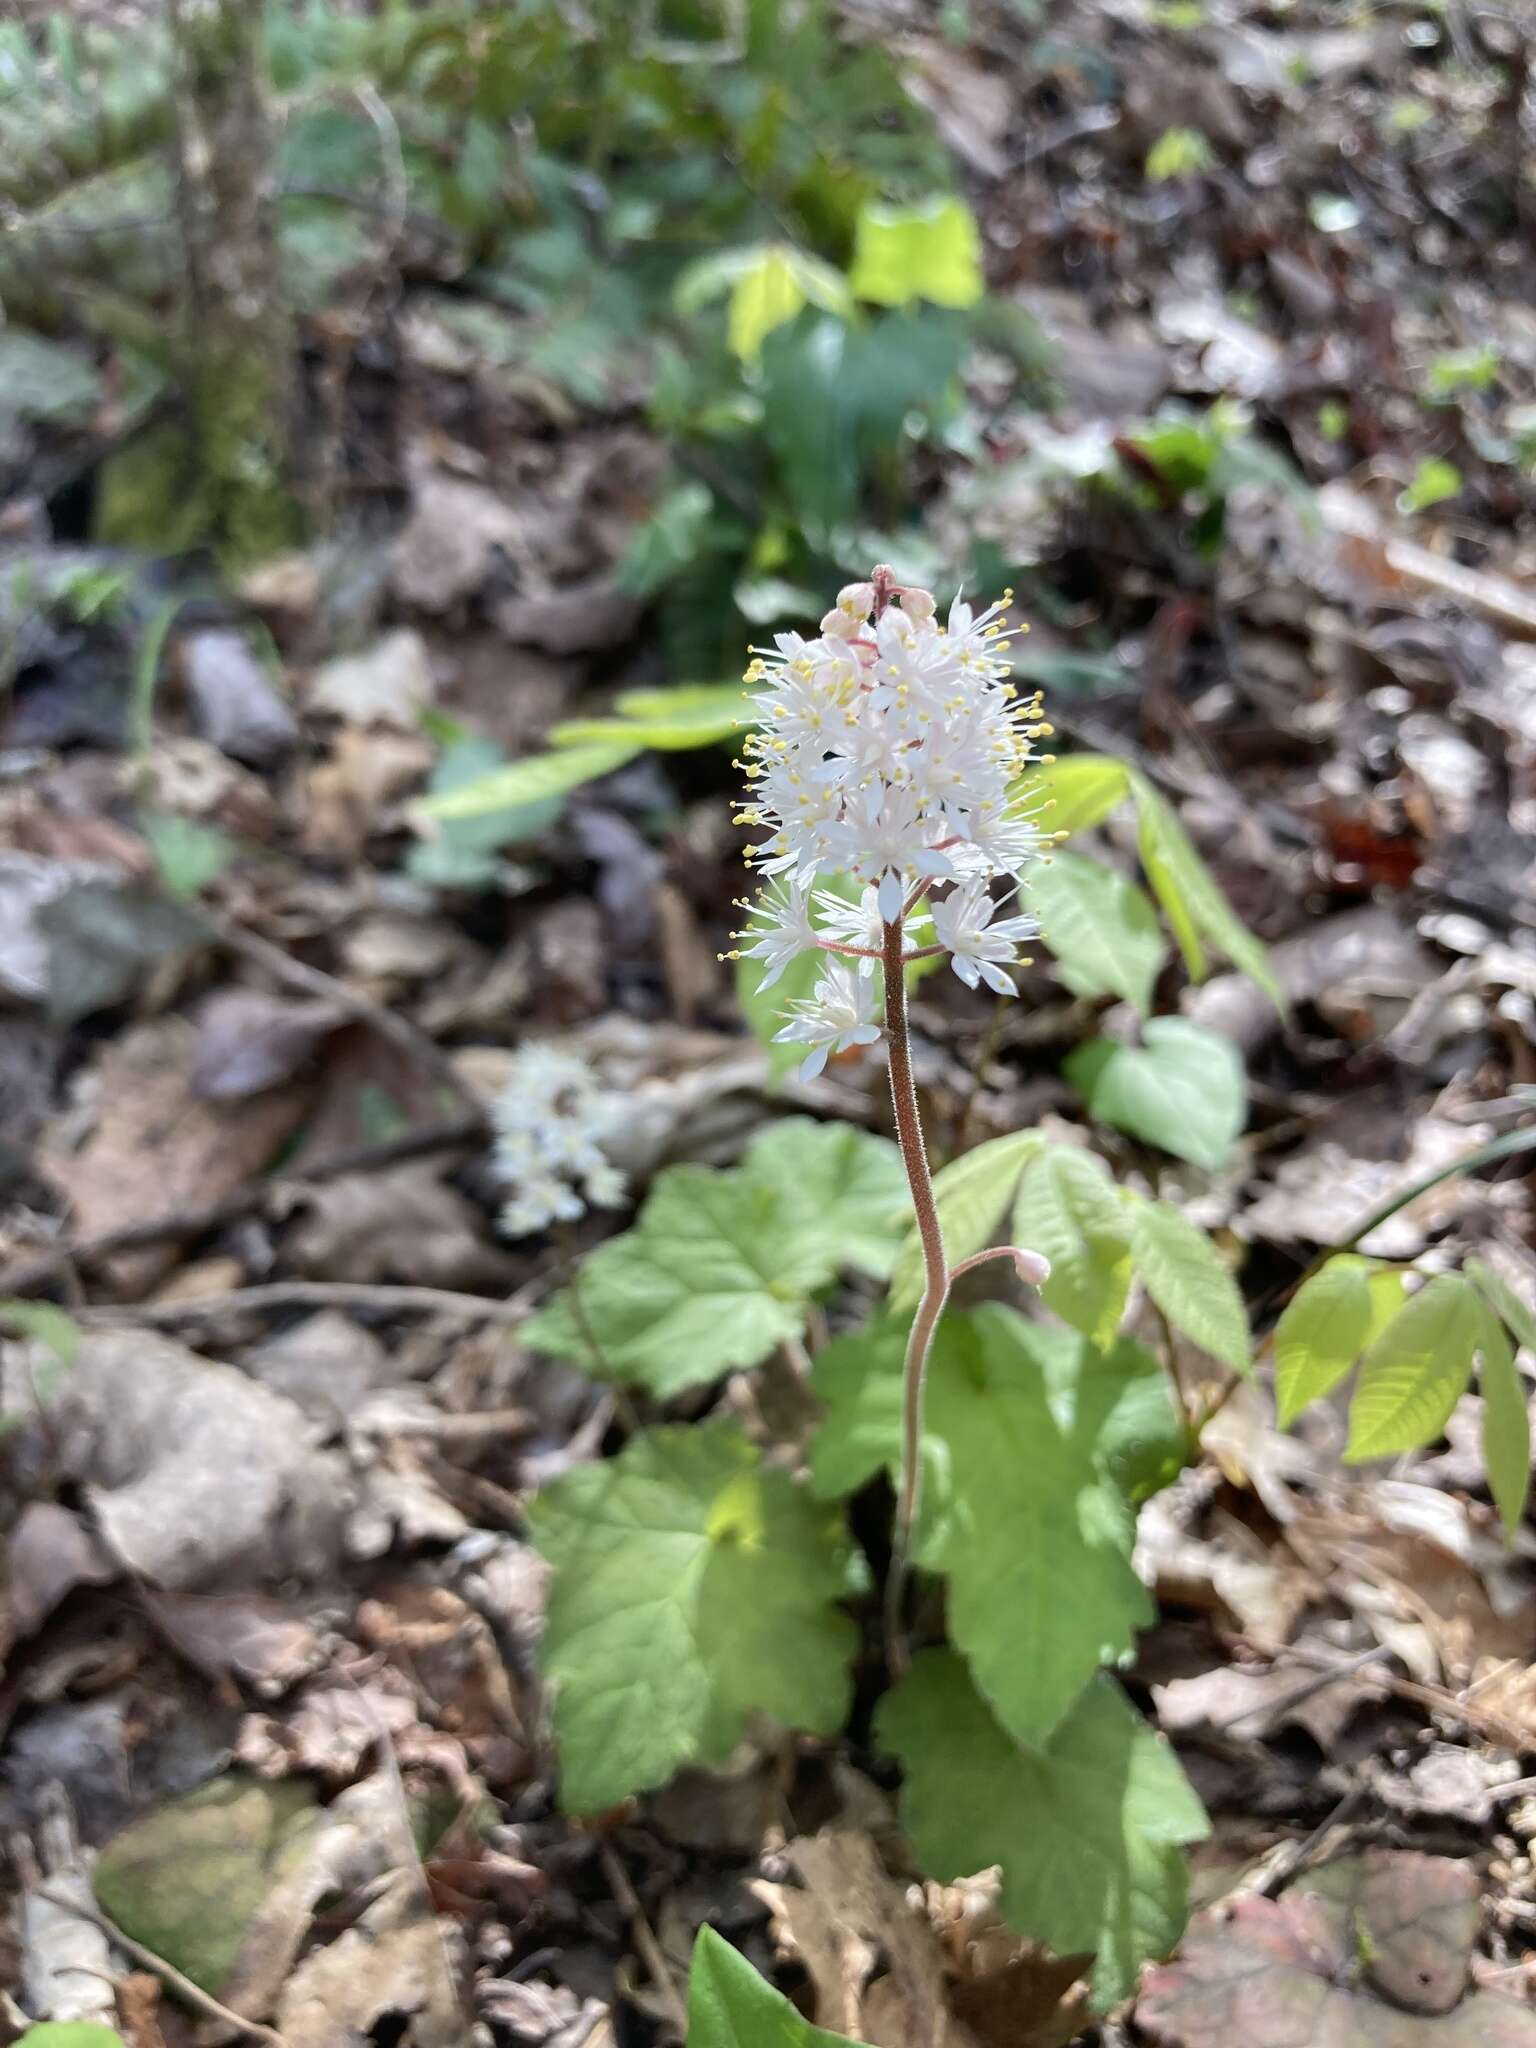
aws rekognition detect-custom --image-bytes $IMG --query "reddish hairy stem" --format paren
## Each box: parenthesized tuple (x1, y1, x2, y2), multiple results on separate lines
(882, 914, 949, 1669)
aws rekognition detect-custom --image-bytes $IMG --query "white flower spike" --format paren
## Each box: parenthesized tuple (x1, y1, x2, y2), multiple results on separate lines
(493, 1044, 627, 1238)
(730, 568, 1052, 1076)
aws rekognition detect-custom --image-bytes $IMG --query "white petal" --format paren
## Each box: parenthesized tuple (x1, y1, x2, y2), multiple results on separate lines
(877, 870, 904, 924)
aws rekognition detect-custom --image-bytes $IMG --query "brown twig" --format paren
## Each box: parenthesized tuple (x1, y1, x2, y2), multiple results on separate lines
(76, 1277, 535, 1328)
(598, 1841, 689, 2040)
(36, 1884, 288, 2047)
(1, 1115, 484, 1296)
(205, 909, 484, 1122)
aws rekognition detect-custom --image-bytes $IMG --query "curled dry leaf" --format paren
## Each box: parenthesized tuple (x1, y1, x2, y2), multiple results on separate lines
(190, 987, 347, 1099)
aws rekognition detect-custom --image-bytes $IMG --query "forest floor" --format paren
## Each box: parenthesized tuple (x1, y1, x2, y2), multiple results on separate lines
(2, 1, 1535, 2045)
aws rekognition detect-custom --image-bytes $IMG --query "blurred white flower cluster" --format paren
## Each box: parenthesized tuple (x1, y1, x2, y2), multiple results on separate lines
(492, 1045, 626, 1237)
(734, 575, 1050, 1078)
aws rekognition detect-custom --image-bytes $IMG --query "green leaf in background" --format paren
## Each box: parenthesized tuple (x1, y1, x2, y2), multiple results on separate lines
(1013, 1144, 1133, 1347)
(888, 1130, 1043, 1311)
(140, 812, 237, 900)
(1474, 1299, 1530, 1537)
(525, 1123, 905, 1394)
(616, 482, 718, 598)
(0, 330, 102, 425)
(1346, 1273, 1483, 1463)
(406, 733, 560, 889)
(1129, 1199, 1250, 1376)
(1065, 1018, 1246, 1172)
(919, 1307, 1153, 1745)
(15, 2027, 128, 2048)
(1399, 456, 1462, 515)
(1468, 1256, 1536, 1356)
(1127, 774, 1281, 1008)
(0, 1297, 81, 1432)
(413, 740, 639, 825)
(1145, 126, 1214, 181)
(877, 1652, 1207, 2010)
(1026, 753, 1131, 838)
(1030, 849, 1166, 1013)
(849, 195, 984, 309)
(674, 242, 853, 361)
(687, 1925, 862, 2048)
(741, 1118, 907, 1280)
(529, 1425, 858, 1811)
(1273, 1258, 1367, 1425)
(551, 682, 750, 751)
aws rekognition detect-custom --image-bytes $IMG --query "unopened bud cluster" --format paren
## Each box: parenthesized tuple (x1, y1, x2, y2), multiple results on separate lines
(493, 1045, 626, 1237)
(733, 575, 1051, 1078)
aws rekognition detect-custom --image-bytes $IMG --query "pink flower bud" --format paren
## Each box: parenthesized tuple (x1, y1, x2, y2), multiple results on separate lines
(901, 586, 937, 626)
(835, 581, 876, 618)
(1011, 1247, 1051, 1287)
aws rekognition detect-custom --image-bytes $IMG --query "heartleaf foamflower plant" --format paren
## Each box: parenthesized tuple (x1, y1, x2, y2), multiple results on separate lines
(734, 565, 1055, 1648)
(492, 1043, 627, 1237)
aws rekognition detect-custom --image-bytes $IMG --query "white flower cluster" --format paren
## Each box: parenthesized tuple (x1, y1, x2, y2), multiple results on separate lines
(734, 573, 1050, 1078)
(492, 1044, 626, 1237)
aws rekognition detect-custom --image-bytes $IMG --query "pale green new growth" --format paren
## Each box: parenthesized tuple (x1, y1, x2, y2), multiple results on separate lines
(530, 1425, 859, 1812)
(1345, 1272, 1484, 1463)
(1128, 1198, 1250, 1376)
(1273, 1256, 1401, 1425)
(1013, 1144, 1133, 1347)
(1474, 1301, 1530, 1538)
(878, 1652, 1208, 2010)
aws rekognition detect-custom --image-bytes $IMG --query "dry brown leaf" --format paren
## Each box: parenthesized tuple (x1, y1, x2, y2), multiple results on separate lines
(37, 1016, 311, 1295)
(4, 1328, 352, 1591)
(283, 1159, 516, 1289)
(307, 629, 438, 728)
(304, 726, 435, 862)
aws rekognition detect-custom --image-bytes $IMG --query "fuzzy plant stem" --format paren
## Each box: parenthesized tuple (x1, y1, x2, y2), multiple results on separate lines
(882, 912, 949, 1667)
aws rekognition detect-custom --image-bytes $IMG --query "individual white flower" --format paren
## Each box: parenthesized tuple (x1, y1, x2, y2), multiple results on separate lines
(735, 570, 1050, 999)
(929, 878, 1041, 995)
(736, 876, 819, 989)
(492, 1044, 626, 1237)
(813, 884, 931, 976)
(772, 958, 882, 1080)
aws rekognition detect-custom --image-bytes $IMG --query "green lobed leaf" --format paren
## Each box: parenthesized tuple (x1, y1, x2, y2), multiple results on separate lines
(1273, 1256, 1374, 1426)
(413, 740, 640, 824)
(848, 195, 984, 309)
(877, 1651, 1208, 2010)
(1346, 1273, 1483, 1463)
(524, 1124, 903, 1394)
(919, 1308, 1155, 1745)
(1129, 1199, 1250, 1376)
(809, 1306, 1183, 1509)
(687, 1925, 862, 2048)
(1127, 774, 1282, 1008)
(1474, 1300, 1531, 1538)
(1468, 1257, 1536, 1357)
(741, 1117, 907, 1280)
(529, 1424, 858, 1812)
(1026, 754, 1131, 838)
(888, 1130, 1043, 1312)
(1012, 1144, 1134, 1347)
(1030, 850, 1167, 1014)
(1066, 1018, 1246, 1172)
